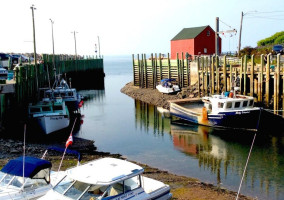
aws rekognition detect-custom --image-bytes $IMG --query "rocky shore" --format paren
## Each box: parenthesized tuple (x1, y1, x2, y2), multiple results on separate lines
(0, 83, 254, 199)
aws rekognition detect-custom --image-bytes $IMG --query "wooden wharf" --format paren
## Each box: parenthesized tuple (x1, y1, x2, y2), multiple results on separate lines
(133, 53, 284, 116)
(0, 55, 104, 122)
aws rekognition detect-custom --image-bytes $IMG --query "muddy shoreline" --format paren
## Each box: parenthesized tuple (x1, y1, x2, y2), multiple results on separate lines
(0, 82, 254, 199)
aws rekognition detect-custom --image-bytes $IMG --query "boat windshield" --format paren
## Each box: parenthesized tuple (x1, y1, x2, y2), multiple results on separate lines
(53, 176, 108, 200)
(0, 172, 23, 189)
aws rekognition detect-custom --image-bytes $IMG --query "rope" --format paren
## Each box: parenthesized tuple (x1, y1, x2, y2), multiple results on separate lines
(236, 133, 257, 200)
(264, 108, 284, 112)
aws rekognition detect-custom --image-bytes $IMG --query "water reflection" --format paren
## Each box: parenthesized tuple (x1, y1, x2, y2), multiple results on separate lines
(134, 100, 284, 200)
(134, 100, 171, 136)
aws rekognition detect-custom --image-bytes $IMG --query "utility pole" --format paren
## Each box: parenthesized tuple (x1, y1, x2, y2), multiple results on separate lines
(215, 17, 219, 56)
(98, 36, 101, 58)
(238, 11, 244, 56)
(71, 31, 78, 59)
(30, 4, 38, 91)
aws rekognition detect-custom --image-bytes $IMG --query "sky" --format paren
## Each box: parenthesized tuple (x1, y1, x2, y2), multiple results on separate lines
(0, 0, 284, 56)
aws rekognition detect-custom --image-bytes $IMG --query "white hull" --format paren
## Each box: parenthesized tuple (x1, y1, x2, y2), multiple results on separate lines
(156, 84, 180, 94)
(39, 177, 171, 200)
(0, 171, 63, 200)
(37, 115, 69, 134)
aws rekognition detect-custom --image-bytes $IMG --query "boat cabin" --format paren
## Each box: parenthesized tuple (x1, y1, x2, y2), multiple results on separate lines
(203, 94, 255, 114)
(28, 98, 66, 117)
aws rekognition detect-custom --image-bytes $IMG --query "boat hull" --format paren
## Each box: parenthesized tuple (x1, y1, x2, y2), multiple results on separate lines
(37, 115, 70, 134)
(156, 85, 180, 94)
(170, 100, 261, 131)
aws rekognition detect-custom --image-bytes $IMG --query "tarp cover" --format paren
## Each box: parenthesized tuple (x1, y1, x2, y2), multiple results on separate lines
(1, 156, 51, 178)
(47, 146, 81, 162)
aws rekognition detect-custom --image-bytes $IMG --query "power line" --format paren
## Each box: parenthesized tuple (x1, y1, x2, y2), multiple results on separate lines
(246, 16, 284, 20)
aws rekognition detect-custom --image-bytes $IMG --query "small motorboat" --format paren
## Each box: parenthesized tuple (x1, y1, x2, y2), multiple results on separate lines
(156, 78, 180, 94)
(0, 147, 81, 200)
(28, 97, 70, 134)
(0, 156, 62, 200)
(170, 89, 262, 131)
(39, 157, 172, 200)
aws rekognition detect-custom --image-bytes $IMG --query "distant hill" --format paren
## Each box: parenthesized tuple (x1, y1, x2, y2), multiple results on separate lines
(257, 31, 284, 46)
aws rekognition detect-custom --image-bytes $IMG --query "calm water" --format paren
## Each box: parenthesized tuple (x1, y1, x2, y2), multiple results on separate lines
(75, 55, 284, 200)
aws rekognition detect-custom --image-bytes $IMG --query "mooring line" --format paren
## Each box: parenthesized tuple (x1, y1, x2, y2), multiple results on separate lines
(235, 133, 257, 200)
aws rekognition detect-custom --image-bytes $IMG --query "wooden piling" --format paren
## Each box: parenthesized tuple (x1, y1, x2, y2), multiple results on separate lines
(223, 55, 227, 92)
(265, 54, 270, 107)
(250, 55, 254, 97)
(197, 57, 200, 97)
(244, 55, 247, 95)
(211, 56, 215, 94)
(205, 57, 208, 95)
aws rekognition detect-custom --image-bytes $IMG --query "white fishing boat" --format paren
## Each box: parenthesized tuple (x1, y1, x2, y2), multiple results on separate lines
(170, 89, 262, 131)
(28, 97, 70, 134)
(0, 156, 63, 200)
(44, 76, 83, 112)
(156, 78, 180, 94)
(39, 157, 172, 200)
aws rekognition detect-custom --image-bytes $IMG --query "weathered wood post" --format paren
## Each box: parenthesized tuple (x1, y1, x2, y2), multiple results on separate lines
(265, 54, 270, 107)
(201, 57, 205, 95)
(275, 54, 280, 113)
(259, 54, 264, 102)
(223, 55, 227, 92)
(151, 53, 154, 89)
(229, 64, 232, 90)
(144, 54, 148, 88)
(205, 57, 208, 95)
(167, 53, 171, 79)
(155, 53, 158, 87)
(197, 57, 200, 97)
(132, 54, 136, 86)
(240, 57, 243, 94)
(186, 54, 189, 86)
(181, 53, 184, 88)
(250, 55, 254, 97)
(176, 53, 180, 86)
(243, 55, 247, 95)
(211, 56, 215, 94)
(159, 53, 162, 81)
(141, 54, 144, 88)
(216, 56, 220, 93)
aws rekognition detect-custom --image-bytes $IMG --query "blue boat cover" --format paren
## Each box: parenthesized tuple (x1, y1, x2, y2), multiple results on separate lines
(47, 146, 81, 162)
(1, 156, 51, 178)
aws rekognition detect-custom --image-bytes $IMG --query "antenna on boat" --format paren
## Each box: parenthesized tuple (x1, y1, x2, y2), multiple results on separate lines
(235, 132, 257, 200)
(23, 124, 26, 181)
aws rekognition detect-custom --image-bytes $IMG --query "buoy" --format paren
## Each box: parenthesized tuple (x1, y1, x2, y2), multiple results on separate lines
(202, 107, 208, 121)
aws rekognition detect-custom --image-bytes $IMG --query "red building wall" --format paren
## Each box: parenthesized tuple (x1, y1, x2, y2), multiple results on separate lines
(194, 26, 221, 56)
(170, 26, 222, 59)
(170, 39, 194, 59)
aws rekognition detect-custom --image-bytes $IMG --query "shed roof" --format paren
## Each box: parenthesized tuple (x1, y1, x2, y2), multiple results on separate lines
(171, 25, 209, 41)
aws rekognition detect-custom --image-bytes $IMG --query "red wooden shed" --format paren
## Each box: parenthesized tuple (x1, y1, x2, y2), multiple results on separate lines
(170, 25, 221, 59)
